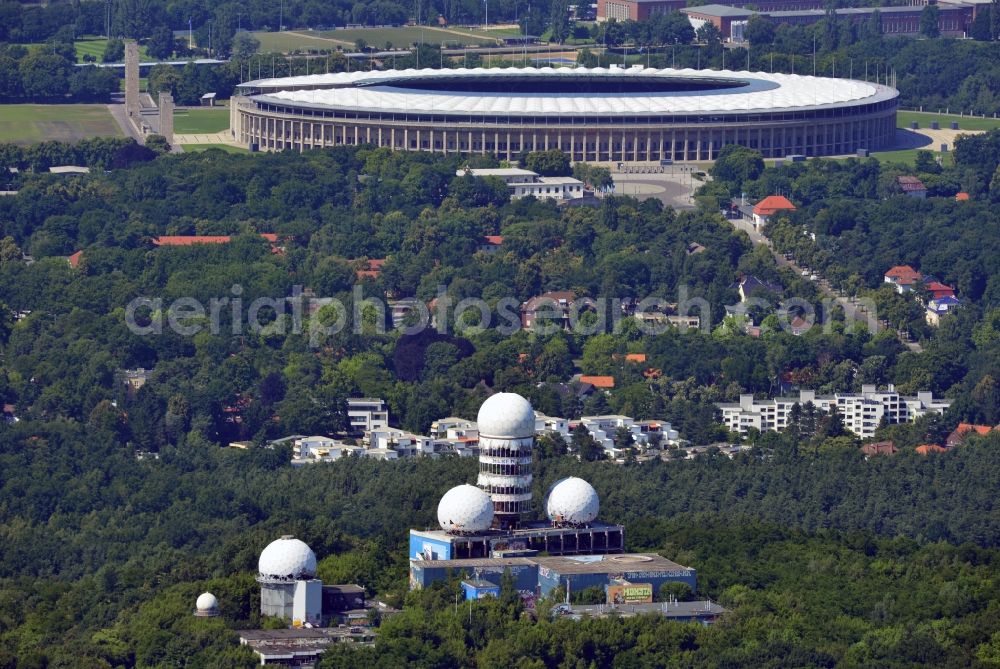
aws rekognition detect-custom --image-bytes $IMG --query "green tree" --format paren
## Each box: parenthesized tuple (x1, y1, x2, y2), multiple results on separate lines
(103, 38, 125, 63)
(920, 5, 941, 37)
(710, 145, 765, 190)
(146, 26, 176, 59)
(525, 149, 571, 176)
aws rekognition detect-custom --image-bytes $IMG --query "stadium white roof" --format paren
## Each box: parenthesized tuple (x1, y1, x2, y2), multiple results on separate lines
(242, 66, 893, 117)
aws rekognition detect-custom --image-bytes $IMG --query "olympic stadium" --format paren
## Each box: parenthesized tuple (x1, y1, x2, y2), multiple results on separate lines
(230, 66, 898, 161)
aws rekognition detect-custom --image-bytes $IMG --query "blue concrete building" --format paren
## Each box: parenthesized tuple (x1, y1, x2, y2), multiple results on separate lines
(462, 580, 502, 600)
(534, 554, 697, 598)
(409, 554, 696, 601)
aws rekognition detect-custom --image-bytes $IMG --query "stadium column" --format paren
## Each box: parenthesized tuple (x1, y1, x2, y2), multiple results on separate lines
(570, 133, 575, 161)
(505, 132, 511, 161)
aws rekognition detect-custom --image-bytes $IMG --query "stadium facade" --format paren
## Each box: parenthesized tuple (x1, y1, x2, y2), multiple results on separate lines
(230, 66, 898, 161)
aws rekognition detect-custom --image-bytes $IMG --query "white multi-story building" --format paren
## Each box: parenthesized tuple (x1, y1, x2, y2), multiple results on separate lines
(456, 168, 586, 201)
(717, 385, 951, 439)
(290, 436, 363, 466)
(347, 398, 389, 434)
(577, 415, 680, 455)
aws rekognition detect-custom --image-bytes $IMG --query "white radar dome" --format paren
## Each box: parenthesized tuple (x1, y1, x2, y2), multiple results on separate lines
(546, 477, 600, 525)
(438, 484, 494, 533)
(258, 535, 317, 581)
(196, 592, 218, 612)
(477, 392, 535, 439)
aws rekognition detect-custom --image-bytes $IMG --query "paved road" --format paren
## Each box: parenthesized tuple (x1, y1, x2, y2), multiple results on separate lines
(107, 103, 143, 143)
(727, 216, 922, 352)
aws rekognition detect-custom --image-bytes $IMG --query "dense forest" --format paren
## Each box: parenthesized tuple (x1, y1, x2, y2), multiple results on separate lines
(1, 137, 1000, 665)
(3, 419, 1000, 666)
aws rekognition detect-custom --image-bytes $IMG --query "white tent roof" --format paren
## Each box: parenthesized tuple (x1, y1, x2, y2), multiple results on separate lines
(244, 66, 890, 117)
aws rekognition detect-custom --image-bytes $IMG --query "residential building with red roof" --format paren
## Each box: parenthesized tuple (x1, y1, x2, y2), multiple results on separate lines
(916, 444, 947, 455)
(751, 195, 796, 228)
(861, 440, 898, 456)
(479, 235, 503, 254)
(896, 176, 927, 198)
(153, 234, 282, 247)
(580, 375, 615, 389)
(67, 250, 83, 268)
(924, 281, 956, 300)
(884, 265, 923, 294)
(945, 423, 994, 448)
(356, 258, 386, 280)
(955, 192, 970, 201)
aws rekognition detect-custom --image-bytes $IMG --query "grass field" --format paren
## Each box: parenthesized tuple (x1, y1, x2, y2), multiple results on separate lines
(896, 110, 1000, 132)
(869, 147, 955, 167)
(173, 108, 230, 134)
(0, 104, 122, 145)
(252, 26, 499, 52)
(181, 144, 248, 153)
(74, 38, 150, 63)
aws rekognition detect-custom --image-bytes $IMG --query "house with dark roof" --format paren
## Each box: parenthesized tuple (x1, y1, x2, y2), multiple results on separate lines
(521, 291, 577, 330)
(926, 296, 961, 326)
(735, 275, 782, 303)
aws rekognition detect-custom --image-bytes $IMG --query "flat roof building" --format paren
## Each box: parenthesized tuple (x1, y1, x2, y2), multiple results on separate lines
(410, 553, 697, 598)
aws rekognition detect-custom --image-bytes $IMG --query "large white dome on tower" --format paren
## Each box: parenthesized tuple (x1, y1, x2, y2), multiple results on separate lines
(437, 484, 494, 533)
(477, 392, 535, 439)
(546, 477, 600, 525)
(258, 536, 317, 581)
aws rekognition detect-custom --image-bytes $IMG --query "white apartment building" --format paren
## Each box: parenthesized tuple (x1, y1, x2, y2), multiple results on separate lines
(717, 385, 951, 439)
(578, 415, 680, 454)
(347, 398, 389, 434)
(456, 168, 586, 201)
(290, 436, 363, 466)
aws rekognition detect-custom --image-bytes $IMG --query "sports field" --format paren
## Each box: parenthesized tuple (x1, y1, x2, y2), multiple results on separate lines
(896, 111, 1000, 132)
(173, 108, 229, 134)
(252, 26, 500, 52)
(0, 104, 122, 144)
(74, 38, 150, 63)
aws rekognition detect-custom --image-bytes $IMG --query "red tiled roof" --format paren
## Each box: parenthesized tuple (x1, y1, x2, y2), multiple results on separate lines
(752, 195, 796, 216)
(483, 235, 503, 245)
(955, 192, 970, 201)
(924, 281, 955, 298)
(580, 375, 615, 388)
(916, 444, 947, 455)
(67, 250, 83, 268)
(625, 353, 647, 363)
(153, 234, 280, 246)
(861, 441, 898, 456)
(356, 258, 386, 279)
(947, 423, 993, 446)
(885, 265, 922, 284)
(897, 176, 927, 192)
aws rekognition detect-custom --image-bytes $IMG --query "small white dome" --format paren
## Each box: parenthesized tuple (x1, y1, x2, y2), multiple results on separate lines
(546, 477, 600, 525)
(477, 393, 535, 439)
(258, 536, 317, 581)
(438, 484, 494, 533)
(196, 592, 218, 612)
